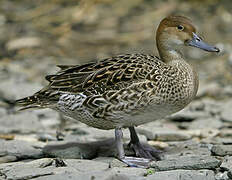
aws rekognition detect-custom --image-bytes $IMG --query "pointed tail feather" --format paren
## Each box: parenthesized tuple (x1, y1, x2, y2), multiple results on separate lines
(16, 95, 44, 110)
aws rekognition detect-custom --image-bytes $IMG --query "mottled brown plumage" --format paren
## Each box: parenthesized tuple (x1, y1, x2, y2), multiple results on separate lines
(16, 16, 219, 167)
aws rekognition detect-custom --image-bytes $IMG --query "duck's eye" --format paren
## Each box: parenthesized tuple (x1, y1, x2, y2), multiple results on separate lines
(177, 25, 184, 31)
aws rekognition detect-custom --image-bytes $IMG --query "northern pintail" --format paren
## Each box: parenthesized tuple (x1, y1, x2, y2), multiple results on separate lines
(17, 15, 219, 167)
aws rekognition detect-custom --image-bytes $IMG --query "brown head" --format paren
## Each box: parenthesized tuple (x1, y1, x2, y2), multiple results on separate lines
(156, 16, 219, 62)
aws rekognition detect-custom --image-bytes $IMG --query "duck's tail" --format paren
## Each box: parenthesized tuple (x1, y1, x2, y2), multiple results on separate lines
(16, 95, 45, 110)
(15, 87, 59, 110)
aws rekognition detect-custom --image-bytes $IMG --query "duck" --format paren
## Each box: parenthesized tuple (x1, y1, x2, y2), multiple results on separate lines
(16, 15, 219, 168)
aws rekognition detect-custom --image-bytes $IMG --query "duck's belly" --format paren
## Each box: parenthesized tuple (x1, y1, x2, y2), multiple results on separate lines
(55, 93, 187, 130)
(107, 103, 185, 128)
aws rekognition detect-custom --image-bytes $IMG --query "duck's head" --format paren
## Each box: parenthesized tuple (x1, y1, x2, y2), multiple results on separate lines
(156, 16, 219, 61)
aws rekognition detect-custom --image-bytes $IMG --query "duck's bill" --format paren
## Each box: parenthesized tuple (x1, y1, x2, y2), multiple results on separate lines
(187, 33, 220, 52)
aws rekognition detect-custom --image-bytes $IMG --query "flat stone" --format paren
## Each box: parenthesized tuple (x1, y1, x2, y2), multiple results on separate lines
(93, 157, 127, 168)
(0, 140, 43, 162)
(34, 159, 146, 180)
(0, 158, 54, 180)
(211, 145, 232, 156)
(163, 142, 212, 160)
(221, 101, 232, 122)
(188, 117, 223, 130)
(137, 128, 191, 141)
(63, 159, 109, 172)
(150, 156, 221, 171)
(0, 155, 17, 164)
(43, 141, 98, 159)
(35, 172, 141, 180)
(145, 170, 215, 180)
(220, 156, 232, 171)
(169, 110, 209, 122)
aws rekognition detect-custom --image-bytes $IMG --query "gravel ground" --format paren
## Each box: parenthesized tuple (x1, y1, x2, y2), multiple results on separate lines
(0, 0, 232, 180)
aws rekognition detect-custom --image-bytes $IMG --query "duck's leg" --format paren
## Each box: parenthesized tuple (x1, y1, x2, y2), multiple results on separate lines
(115, 128, 151, 168)
(128, 127, 162, 160)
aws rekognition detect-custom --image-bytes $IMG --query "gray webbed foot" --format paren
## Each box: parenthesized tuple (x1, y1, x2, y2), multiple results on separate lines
(120, 156, 152, 168)
(128, 127, 163, 161)
(128, 141, 162, 160)
(115, 128, 153, 168)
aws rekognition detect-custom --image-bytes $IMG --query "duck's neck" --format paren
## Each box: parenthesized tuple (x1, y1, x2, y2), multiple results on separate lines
(156, 37, 199, 99)
(156, 38, 184, 64)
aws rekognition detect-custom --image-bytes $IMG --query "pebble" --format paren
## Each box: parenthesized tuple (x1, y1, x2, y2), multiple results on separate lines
(220, 156, 232, 171)
(6, 37, 42, 51)
(0, 140, 43, 162)
(150, 156, 221, 171)
(215, 172, 230, 180)
(228, 170, 232, 179)
(211, 145, 232, 156)
(220, 100, 232, 122)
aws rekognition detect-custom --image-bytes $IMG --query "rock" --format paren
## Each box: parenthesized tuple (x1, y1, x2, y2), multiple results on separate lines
(0, 112, 43, 134)
(137, 127, 191, 141)
(0, 108, 7, 117)
(0, 14, 6, 26)
(215, 172, 229, 180)
(148, 141, 169, 149)
(0, 140, 43, 162)
(189, 101, 205, 111)
(0, 158, 54, 180)
(220, 101, 232, 122)
(197, 82, 222, 98)
(94, 157, 126, 167)
(228, 53, 232, 67)
(145, 170, 215, 180)
(228, 170, 232, 179)
(211, 145, 232, 156)
(63, 159, 109, 172)
(43, 141, 98, 159)
(202, 98, 222, 115)
(150, 156, 221, 171)
(220, 129, 232, 137)
(188, 117, 223, 130)
(0, 77, 42, 100)
(0, 155, 17, 164)
(34, 159, 146, 180)
(220, 156, 232, 171)
(185, 129, 219, 139)
(222, 85, 232, 97)
(6, 37, 42, 51)
(168, 109, 209, 122)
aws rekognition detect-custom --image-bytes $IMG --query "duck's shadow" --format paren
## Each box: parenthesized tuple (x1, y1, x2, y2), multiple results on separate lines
(42, 138, 153, 160)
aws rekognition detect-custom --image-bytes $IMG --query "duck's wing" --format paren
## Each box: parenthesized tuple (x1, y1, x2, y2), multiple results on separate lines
(16, 54, 162, 109)
(45, 54, 161, 94)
